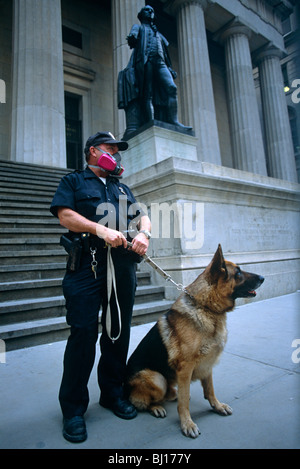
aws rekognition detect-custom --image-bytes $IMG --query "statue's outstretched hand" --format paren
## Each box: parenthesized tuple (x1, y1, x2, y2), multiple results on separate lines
(127, 34, 138, 49)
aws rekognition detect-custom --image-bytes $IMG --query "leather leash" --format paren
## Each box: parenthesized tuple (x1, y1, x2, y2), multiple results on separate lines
(105, 241, 193, 343)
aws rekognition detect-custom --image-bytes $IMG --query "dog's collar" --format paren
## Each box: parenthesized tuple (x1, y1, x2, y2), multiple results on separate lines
(183, 288, 196, 302)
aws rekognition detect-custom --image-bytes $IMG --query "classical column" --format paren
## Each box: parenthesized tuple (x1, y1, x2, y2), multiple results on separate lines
(11, 0, 66, 167)
(220, 21, 267, 175)
(112, 0, 144, 139)
(255, 46, 298, 182)
(173, 0, 222, 164)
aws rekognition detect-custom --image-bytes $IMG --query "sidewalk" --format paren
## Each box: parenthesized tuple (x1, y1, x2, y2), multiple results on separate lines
(0, 292, 299, 450)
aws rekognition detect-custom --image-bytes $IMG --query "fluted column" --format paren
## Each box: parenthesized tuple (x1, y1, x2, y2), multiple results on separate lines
(256, 46, 297, 182)
(112, 0, 144, 139)
(221, 22, 267, 175)
(11, 0, 66, 167)
(173, 0, 221, 164)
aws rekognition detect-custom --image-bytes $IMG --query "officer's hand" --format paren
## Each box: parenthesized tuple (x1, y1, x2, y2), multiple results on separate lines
(102, 228, 127, 248)
(131, 233, 149, 256)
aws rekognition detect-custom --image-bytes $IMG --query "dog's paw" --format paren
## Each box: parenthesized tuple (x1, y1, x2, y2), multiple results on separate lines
(212, 402, 233, 416)
(150, 405, 167, 418)
(181, 420, 200, 439)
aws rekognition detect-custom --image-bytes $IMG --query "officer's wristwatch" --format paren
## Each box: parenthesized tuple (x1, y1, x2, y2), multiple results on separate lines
(139, 230, 151, 240)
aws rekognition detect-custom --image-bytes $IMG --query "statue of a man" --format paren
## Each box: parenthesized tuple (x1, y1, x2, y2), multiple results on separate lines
(118, 5, 192, 138)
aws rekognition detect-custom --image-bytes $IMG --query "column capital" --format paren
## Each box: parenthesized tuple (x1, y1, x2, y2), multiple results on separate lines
(252, 43, 285, 66)
(164, 0, 209, 16)
(215, 18, 252, 44)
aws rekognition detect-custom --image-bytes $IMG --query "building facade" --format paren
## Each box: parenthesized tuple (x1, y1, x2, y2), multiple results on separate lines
(0, 0, 299, 301)
(0, 0, 298, 177)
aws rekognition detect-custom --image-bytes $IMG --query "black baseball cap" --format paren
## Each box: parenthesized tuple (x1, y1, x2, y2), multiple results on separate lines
(84, 131, 129, 155)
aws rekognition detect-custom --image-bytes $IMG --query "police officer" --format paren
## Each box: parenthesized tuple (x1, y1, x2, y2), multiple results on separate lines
(50, 132, 151, 443)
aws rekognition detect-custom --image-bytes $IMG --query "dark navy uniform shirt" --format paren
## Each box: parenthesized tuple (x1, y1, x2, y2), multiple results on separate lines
(50, 167, 142, 235)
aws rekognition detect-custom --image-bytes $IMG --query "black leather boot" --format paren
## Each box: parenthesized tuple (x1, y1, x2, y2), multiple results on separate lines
(62, 416, 87, 443)
(167, 97, 192, 131)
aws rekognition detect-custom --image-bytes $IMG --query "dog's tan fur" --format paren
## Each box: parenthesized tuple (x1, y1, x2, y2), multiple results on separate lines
(125, 245, 264, 438)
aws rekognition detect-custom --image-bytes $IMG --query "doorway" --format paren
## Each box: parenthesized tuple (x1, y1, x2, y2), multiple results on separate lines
(65, 92, 83, 169)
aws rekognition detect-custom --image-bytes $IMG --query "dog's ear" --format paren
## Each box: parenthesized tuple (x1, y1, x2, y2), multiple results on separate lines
(207, 244, 228, 282)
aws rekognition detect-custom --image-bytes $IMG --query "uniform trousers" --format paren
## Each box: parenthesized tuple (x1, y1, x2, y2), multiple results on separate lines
(59, 247, 137, 419)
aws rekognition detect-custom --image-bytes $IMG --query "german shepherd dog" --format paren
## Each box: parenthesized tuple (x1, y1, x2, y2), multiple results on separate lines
(125, 245, 264, 438)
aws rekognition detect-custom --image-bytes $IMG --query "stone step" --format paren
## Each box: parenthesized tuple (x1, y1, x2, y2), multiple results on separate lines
(0, 217, 61, 228)
(0, 209, 53, 218)
(0, 160, 67, 201)
(0, 159, 169, 351)
(0, 158, 69, 175)
(0, 186, 55, 198)
(0, 166, 67, 184)
(135, 284, 165, 305)
(0, 162, 67, 179)
(0, 316, 70, 350)
(136, 270, 151, 286)
(0, 279, 162, 304)
(0, 278, 63, 302)
(0, 193, 53, 204)
(0, 248, 66, 265)
(0, 227, 65, 239)
(0, 201, 51, 210)
(0, 299, 173, 351)
(0, 262, 66, 282)
(0, 237, 61, 251)
(0, 295, 66, 325)
(0, 260, 151, 282)
(0, 177, 59, 192)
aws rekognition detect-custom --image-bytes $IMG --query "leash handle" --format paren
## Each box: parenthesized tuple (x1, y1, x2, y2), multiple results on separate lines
(106, 245, 122, 343)
(104, 240, 193, 339)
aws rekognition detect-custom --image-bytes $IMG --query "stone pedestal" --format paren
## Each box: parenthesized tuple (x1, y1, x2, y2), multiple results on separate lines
(123, 122, 198, 177)
(124, 138, 300, 302)
(11, 0, 66, 167)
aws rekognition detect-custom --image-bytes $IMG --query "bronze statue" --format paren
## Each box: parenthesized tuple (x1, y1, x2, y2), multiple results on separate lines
(118, 5, 192, 139)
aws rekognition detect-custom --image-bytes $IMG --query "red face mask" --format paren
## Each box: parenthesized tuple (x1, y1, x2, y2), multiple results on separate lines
(93, 150, 124, 176)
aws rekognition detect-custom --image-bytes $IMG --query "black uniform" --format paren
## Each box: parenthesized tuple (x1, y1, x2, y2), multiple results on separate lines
(50, 167, 141, 419)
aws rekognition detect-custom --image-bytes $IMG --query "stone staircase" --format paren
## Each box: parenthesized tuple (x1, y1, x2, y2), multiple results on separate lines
(0, 159, 172, 351)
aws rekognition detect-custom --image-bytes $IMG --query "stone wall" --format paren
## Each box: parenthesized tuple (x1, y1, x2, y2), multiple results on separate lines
(124, 134, 300, 302)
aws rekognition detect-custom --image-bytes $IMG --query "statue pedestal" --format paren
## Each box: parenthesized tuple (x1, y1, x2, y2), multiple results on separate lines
(124, 148, 300, 302)
(123, 122, 197, 176)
